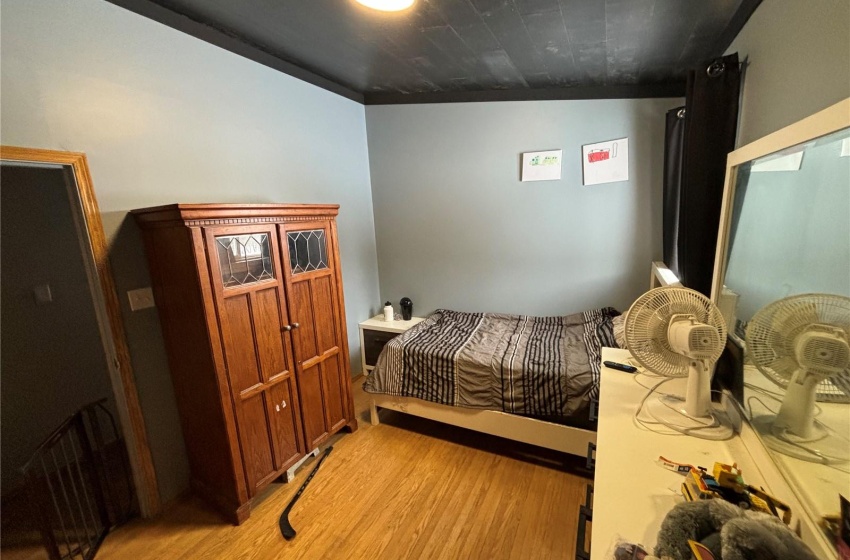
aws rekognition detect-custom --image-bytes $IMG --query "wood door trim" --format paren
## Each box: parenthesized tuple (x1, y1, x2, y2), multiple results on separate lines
(202, 224, 278, 496)
(239, 383, 265, 401)
(239, 369, 295, 397)
(246, 292, 266, 384)
(203, 223, 301, 487)
(301, 346, 340, 371)
(205, 225, 283, 297)
(327, 417, 347, 434)
(328, 219, 357, 428)
(190, 227, 250, 505)
(278, 222, 322, 447)
(217, 279, 280, 298)
(0, 146, 162, 516)
(279, 217, 357, 446)
(287, 268, 334, 283)
(266, 372, 293, 385)
(132, 204, 340, 225)
(254, 469, 280, 490)
(280, 221, 336, 283)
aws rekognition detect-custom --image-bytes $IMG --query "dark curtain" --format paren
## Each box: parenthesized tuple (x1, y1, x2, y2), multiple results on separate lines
(663, 52, 741, 296)
(662, 106, 686, 278)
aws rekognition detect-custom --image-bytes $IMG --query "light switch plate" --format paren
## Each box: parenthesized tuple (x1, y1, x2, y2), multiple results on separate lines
(128, 287, 155, 311)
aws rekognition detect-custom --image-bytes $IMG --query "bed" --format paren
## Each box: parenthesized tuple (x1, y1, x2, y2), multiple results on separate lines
(363, 306, 621, 458)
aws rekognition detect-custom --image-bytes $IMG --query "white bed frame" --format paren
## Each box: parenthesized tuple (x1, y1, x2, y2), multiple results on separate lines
(369, 394, 596, 457)
(369, 262, 682, 458)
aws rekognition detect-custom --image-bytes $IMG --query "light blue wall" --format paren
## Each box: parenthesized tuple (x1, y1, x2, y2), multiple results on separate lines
(727, 0, 850, 146)
(1, 0, 380, 503)
(365, 99, 683, 317)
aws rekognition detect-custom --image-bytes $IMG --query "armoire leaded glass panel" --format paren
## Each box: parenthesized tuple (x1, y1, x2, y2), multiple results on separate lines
(287, 230, 328, 274)
(215, 233, 274, 287)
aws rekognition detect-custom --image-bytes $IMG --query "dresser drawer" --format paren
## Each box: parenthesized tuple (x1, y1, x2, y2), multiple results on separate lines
(363, 329, 400, 367)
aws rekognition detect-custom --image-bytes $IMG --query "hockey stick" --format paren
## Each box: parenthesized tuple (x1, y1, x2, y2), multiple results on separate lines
(279, 446, 333, 540)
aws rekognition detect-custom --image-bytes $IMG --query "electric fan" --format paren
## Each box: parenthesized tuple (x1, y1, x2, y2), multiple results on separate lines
(746, 293, 850, 463)
(625, 287, 731, 439)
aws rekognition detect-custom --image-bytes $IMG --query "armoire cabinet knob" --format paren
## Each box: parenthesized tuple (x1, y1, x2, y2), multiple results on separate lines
(282, 325, 292, 332)
(292, 322, 300, 329)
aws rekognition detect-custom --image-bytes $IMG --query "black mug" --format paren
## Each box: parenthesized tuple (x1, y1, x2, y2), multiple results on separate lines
(400, 297, 413, 321)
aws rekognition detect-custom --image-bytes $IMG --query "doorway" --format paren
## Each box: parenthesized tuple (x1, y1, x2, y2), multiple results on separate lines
(0, 148, 160, 557)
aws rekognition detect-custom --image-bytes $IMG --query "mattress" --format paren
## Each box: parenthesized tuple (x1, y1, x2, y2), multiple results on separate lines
(363, 307, 620, 424)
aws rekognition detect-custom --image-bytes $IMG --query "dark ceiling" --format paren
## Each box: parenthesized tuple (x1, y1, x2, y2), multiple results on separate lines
(108, 0, 760, 104)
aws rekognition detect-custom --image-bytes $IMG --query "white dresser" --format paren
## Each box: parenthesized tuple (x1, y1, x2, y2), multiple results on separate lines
(589, 348, 829, 558)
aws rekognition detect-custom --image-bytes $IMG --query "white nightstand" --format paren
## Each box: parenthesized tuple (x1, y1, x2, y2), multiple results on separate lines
(358, 314, 425, 375)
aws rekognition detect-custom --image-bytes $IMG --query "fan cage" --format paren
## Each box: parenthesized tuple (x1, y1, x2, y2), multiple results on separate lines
(624, 287, 727, 377)
(746, 293, 850, 403)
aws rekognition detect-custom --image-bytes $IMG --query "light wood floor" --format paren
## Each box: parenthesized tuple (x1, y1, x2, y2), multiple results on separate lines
(9, 381, 592, 560)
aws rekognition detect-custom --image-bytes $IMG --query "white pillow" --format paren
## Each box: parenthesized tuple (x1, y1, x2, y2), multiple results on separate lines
(612, 312, 627, 349)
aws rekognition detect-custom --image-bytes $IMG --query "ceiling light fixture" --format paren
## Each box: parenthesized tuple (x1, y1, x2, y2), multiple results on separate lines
(354, 0, 415, 12)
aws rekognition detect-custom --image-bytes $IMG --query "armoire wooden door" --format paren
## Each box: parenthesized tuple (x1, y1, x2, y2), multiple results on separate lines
(204, 224, 305, 495)
(278, 221, 349, 449)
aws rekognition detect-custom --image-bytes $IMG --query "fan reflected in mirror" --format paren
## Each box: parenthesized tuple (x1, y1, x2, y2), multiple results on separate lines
(745, 294, 850, 465)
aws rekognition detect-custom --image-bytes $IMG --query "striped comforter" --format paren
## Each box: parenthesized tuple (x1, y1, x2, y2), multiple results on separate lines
(363, 308, 620, 420)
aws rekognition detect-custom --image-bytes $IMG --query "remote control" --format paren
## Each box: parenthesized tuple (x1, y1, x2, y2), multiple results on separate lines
(603, 360, 637, 373)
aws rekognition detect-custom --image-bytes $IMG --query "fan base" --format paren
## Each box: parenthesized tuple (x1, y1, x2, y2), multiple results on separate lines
(751, 415, 850, 464)
(646, 395, 734, 440)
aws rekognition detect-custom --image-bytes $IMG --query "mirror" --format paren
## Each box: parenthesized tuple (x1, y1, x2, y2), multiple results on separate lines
(723, 127, 850, 336)
(712, 98, 850, 551)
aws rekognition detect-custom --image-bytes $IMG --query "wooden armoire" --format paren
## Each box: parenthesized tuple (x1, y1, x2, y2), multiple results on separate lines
(132, 204, 357, 524)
